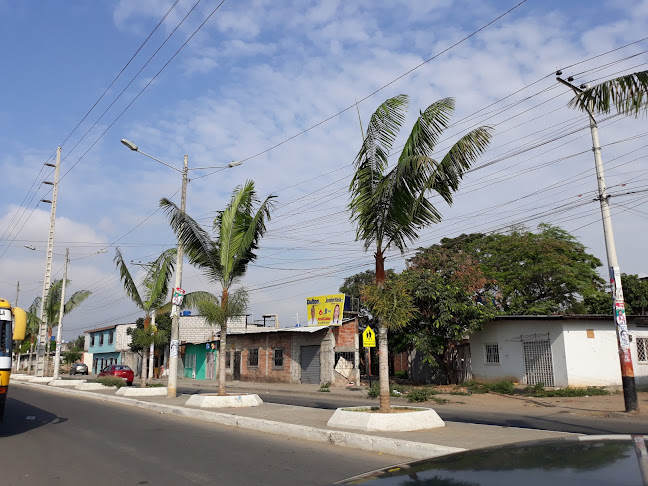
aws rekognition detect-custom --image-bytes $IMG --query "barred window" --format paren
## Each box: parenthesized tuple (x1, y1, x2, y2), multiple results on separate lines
(225, 351, 231, 369)
(248, 348, 259, 367)
(334, 351, 355, 368)
(274, 348, 284, 368)
(484, 344, 500, 364)
(108, 330, 114, 345)
(637, 338, 648, 363)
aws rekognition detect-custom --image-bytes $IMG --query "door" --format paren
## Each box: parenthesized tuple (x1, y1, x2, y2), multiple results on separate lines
(205, 352, 215, 380)
(300, 345, 321, 384)
(233, 351, 241, 380)
(523, 340, 555, 387)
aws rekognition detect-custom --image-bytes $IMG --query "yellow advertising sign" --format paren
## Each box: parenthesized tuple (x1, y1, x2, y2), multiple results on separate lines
(306, 294, 345, 326)
(363, 326, 376, 348)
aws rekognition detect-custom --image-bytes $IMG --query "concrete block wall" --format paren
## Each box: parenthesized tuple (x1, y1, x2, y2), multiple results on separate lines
(115, 323, 136, 352)
(226, 333, 293, 382)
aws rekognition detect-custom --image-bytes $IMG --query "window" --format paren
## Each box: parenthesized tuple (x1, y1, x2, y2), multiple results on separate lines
(108, 330, 114, 345)
(334, 351, 355, 369)
(248, 348, 259, 367)
(225, 351, 231, 369)
(484, 344, 500, 364)
(637, 338, 648, 363)
(90, 335, 95, 346)
(99, 333, 104, 346)
(274, 348, 284, 368)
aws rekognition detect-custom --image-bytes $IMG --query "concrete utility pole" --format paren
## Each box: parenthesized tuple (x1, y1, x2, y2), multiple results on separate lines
(52, 248, 69, 381)
(557, 75, 638, 412)
(15, 281, 19, 307)
(167, 155, 188, 397)
(36, 147, 61, 377)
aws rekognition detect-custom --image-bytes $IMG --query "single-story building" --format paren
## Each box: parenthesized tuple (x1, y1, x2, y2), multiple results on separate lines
(470, 315, 648, 388)
(181, 317, 360, 386)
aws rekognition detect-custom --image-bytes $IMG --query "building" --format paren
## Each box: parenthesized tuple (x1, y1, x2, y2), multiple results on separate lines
(180, 315, 360, 385)
(470, 315, 648, 388)
(84, 323, 139, 374)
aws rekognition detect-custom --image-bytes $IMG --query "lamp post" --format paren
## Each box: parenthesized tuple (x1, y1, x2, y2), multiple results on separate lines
(120, 139, 242, 397)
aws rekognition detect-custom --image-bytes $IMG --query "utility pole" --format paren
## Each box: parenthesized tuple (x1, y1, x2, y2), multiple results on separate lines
(15, 281, 19, 307)
(167, 154, 188, 398)
(52, 248, 69, 381)
(36, 147, 61, 377)
(148, 312, 156, 380)
(557, 74, 638, 412)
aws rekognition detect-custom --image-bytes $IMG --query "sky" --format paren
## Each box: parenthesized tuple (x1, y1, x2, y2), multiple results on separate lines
(1, 0, 647, 340)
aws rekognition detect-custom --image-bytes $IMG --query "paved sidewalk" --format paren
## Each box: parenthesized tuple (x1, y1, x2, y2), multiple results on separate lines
(14, 376, 574, 460)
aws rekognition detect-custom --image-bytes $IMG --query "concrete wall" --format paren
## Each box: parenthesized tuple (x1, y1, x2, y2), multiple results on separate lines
(115, 323, 136, 352)
(179, 315, 247, 344)
(470, 319, 567, 386)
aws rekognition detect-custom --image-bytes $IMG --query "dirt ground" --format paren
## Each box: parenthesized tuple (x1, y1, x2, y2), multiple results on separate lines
(425, 385, 648, 419)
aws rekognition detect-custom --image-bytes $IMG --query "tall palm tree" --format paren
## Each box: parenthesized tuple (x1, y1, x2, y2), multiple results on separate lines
(42, 279, 91, 374)
(25, 299, 42, 374)
(568, 70, 648, 117)
(114, 247, 214, 386)
(161, 180, 275, 396)
(349, 95, 492, 411)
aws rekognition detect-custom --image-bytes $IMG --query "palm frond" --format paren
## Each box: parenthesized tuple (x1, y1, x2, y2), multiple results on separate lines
(114, 247, 144, 308)
(568, 70, 648, 117)
(63, 290, 92, 314)
(157, 291, 219, 315)
(143, 248, 177, 310)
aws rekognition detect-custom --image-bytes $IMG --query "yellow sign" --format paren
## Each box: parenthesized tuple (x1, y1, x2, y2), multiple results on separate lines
(363, 326, 376, 348)
(306, 293, 345, 326)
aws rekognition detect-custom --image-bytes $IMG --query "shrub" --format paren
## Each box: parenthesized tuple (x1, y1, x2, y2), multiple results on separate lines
(407, 388, 433, 403)
(96, 376, 125, 388)
(318, 382, 331, 393)
(466, 380, 515, 395)
(147, 383, 165, 388)
(532, 386, 609, 397)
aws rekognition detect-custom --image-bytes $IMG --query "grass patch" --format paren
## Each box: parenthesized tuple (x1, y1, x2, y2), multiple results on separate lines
(318, 382, 331, 393)
(407, 388, 434, 403)
(431, 397, 450, 405)
(465, 380, 515, 395)
(96, 376, 125, 388)
(147, 383, 165, 388)
(524, 385, 609, 397)
(367, 382, 409, 398)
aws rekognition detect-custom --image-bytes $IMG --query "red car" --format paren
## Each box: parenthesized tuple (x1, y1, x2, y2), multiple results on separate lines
(98, 364, 134, 385)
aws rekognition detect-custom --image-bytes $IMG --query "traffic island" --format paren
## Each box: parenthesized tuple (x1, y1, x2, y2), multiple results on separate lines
(30, 376, 53, 383)
(49, 379, 86, 387)
(75, 382, 117, 391)
(116, 386, 168, 397)
(327, 406, 445, 431)
(185, 393, 263, 408)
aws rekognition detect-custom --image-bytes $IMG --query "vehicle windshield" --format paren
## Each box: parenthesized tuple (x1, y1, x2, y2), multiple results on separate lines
(0, 317, 10, 357)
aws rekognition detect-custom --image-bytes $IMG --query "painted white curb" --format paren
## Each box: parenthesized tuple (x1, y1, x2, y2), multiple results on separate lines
(15, 382, 463, 460)
(327, 406, 445, 431)
(30, 376, 53, 383)
(185, 393, 263, 408)
(49, 379, 87, 387)
(116, 387, 168, 397)
(10, 374, 34, 382)
(75, 382, 117, 391)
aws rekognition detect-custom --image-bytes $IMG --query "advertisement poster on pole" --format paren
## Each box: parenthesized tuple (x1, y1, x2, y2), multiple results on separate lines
(306, 294, 345, 326)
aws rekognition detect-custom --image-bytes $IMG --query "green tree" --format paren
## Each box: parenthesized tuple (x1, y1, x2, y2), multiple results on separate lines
(348, 95, 492, 411)
(72, 335, 85, 350)
(440, 224, 605, 315)
(583, 274, 648, 315)
(127, 314, 172, 354)
(339, 269, 396, 325)
(569, 70, 648, 117)
(62, 349, 82, 364)
(161, 180, 275, 396)
(394, 246, 496, 383)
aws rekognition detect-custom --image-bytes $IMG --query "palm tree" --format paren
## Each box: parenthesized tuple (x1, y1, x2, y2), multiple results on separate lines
(41, 279, 91, 374)
(161, 180, 275, 396)
(568, 70, 648, 117)
(349, 95, 492, 411)
(114, 247, 214, 386)
(24, 299, 41, 374)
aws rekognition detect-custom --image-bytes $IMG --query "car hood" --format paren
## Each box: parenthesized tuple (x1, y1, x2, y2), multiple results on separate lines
(336, 435, 648, 486)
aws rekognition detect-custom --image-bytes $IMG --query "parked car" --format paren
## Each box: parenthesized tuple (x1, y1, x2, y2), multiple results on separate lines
(69, 363, 88, 375)
(335, 435, 648, 485)
(98, 364, 134, 385)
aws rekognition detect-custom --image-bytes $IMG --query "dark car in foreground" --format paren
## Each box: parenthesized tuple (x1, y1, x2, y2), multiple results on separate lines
(336, 435, 648, 485)
(98, 364, 134, 385)
(69, 363, 88, 375)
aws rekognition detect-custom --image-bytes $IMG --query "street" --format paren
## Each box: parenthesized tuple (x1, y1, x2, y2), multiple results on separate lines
(1, 386, 401, 486)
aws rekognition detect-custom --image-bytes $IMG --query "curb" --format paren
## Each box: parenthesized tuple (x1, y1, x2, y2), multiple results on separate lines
(15, 382, 464, 460)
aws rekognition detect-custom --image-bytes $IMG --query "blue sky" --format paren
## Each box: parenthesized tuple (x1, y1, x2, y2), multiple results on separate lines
(1, 0, 647, 339)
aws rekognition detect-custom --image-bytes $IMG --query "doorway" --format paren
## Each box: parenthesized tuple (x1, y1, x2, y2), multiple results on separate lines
(233, 351, 241, 380)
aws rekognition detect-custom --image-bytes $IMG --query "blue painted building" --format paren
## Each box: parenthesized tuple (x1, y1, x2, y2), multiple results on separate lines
(85, 324, 137, 374)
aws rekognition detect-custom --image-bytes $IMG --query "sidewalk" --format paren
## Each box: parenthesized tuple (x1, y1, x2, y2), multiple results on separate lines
(14, 375, 575, 460)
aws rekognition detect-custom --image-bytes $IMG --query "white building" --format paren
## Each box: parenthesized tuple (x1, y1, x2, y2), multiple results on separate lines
(470, 315, 648, 388)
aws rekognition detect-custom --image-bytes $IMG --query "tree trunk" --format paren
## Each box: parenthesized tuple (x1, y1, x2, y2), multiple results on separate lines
(374, 248, 390, 412)
(218, 288, 229, 396)
(148, 313, 156, 380)
(141, 349, 148, 388)
(29, 341, 34, 375)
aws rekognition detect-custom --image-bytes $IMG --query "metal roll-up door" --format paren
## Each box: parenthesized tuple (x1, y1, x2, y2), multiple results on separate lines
(300, 345, 321, 384)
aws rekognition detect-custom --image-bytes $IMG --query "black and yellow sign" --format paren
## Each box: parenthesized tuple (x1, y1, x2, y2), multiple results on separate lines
(363, 326, 376, 348)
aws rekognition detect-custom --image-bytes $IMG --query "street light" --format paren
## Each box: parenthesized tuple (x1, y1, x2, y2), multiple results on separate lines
(120, 138, 243, 398)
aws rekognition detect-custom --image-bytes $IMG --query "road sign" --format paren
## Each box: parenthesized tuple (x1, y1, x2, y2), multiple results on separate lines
(363, 326, 376, 348)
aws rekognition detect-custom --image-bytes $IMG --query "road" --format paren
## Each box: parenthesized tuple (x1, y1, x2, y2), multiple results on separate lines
(1, 386, 401, 486)
(214, 387, 648, 435)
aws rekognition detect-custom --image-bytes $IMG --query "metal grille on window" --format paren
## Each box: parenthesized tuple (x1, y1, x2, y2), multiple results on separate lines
(484, 344, 500, 364)
(334, 352, 355, 372)
(249, 348, 259, 367)
(274, 349, 284, 368)
(522, 340, 555, 387)
(637, 338, 648, 362)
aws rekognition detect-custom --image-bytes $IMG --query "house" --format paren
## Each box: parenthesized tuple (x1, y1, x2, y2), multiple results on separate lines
(84, 323, 139, 374)
(470, 315, 648, 388)
(180, 315, 360, 385)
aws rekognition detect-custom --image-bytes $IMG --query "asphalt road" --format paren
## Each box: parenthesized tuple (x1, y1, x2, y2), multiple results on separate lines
(2, 386, 401, 486)
(213, 387, 648, 435)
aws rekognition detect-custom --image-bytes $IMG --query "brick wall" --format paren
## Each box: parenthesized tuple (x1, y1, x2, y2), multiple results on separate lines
(226, 333, 293, 383)
(333, 320, 357, 350)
